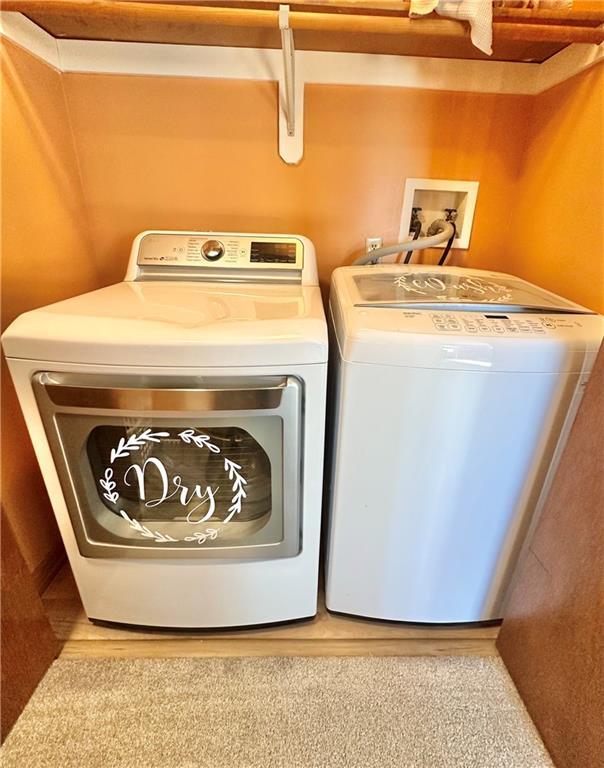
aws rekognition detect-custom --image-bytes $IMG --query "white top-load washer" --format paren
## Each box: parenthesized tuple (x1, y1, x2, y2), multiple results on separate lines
(2, 231, 327, 629)
(325, 264, 603, 623)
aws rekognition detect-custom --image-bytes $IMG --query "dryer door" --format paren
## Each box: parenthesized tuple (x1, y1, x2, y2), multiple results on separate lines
(33, 373, 302, 559)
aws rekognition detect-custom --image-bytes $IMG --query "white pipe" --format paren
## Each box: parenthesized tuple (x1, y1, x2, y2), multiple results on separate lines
(354, 220, 455, 265)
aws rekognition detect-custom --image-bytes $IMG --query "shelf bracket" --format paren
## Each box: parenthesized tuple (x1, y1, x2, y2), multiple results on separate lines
(278, 4, 303, 165)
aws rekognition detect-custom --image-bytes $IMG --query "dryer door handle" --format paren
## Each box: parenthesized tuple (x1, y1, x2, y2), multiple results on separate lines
(34, 373, 294, 413)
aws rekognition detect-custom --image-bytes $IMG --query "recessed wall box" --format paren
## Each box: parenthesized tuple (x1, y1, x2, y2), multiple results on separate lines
(399, 179, 479, 250)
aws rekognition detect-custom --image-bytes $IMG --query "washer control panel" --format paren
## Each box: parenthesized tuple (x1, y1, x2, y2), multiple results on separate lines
(137, 232, 304, 271)
(429, 312, 579, 336)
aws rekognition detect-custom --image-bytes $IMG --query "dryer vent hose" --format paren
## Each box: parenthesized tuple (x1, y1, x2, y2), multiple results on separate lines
(354, 220, 455, 266)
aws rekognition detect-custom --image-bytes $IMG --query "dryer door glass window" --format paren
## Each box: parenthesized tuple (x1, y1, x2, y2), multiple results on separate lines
(33, 373, 302, 560)
(85, 423, 276, 547)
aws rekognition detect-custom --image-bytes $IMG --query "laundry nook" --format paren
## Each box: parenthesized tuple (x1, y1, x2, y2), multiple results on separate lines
(2, 2, 603, 767)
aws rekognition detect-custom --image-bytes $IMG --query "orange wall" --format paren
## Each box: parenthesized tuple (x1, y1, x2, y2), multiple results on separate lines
(1, 40, 99, 580)
(506, 63, 604, 313)
(61, 73, 532, 290)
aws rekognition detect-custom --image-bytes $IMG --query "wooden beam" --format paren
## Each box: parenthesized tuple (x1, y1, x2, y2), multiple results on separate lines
(59, 637, 499, 658)
(3, 0, 604, 43)
(495, 21, 603, 44)
(119, 1, 604, 24)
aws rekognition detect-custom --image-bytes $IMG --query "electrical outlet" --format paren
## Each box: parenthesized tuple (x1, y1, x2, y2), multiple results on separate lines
(366, 237, 383, 253)
(399, 179, 479, 250)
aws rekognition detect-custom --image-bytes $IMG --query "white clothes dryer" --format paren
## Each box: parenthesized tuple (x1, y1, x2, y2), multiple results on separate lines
(325, 264, 603, 624)
(3, 231, 327, 629)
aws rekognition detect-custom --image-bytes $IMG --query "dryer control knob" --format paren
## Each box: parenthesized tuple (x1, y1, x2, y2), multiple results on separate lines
(201, 240, 224, 261)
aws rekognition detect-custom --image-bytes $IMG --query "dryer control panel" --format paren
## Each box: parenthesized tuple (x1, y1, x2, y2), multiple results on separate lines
(136, 232, 304, 271)
(125, 231, 320, 284)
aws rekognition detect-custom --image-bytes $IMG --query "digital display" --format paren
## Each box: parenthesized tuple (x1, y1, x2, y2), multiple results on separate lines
(250, 241, 297, 264)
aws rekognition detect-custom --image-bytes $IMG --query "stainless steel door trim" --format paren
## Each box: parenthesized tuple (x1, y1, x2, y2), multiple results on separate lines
(36, 372, 287, 411)
(32, 372, 303, 561)
(56, 414, 290, 560)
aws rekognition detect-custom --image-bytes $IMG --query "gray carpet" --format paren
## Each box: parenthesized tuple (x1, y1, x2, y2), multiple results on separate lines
(2, 656, 552, 767)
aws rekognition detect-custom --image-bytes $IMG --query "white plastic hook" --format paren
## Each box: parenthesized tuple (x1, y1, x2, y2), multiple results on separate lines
(278, 5, 303, 164)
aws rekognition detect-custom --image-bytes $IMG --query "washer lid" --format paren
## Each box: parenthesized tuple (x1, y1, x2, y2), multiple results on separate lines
(2, 281, 327, 367)
(351, 266, 593, 314)
(330, 265, 603, 373)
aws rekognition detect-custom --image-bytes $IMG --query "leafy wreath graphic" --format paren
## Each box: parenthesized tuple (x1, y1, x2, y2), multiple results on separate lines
(393, 273, 513, 304)
(98, 428, 247, 545)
